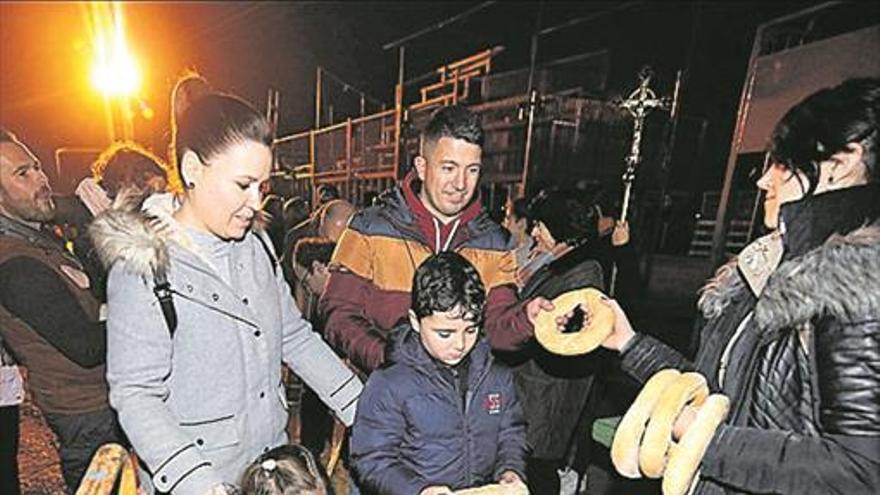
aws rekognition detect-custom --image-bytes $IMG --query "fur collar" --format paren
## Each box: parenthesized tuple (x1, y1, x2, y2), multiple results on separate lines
(88, 193, 174, 280)
(89, 191, 271, 281)
(698, 223, 880, 332)
(754, 223, 880, 332)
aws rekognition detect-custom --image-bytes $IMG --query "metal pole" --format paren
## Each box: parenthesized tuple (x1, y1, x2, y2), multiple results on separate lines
(395, 46, 405, 180)
(520, 89, 539, 195)
(315, 66, 322, 128)
(518, 3, 544, 196)
(397, 46, 406, 102)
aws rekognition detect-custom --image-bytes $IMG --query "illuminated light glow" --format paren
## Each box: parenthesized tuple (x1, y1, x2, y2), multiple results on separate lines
(89, 2, 141, 97)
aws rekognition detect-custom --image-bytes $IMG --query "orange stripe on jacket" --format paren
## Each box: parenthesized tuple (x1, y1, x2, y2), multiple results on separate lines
(332, 229, 518, 293)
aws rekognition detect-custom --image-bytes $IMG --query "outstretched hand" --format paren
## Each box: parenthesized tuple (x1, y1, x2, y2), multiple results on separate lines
(598, 297, 636, 352)
(525, 297, 555, 325)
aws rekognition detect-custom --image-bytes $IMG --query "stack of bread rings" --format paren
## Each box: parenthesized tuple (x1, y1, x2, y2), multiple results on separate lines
(454, 481, 529, 495)
(533, 287, 616, 355)
(611, 369, 730, 495)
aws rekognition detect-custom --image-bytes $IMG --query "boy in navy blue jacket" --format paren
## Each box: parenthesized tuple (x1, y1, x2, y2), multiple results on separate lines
(351, 251, 527, 495)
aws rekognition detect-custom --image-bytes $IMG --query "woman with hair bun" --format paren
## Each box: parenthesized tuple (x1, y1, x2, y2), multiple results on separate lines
(90, 88, 363, 495)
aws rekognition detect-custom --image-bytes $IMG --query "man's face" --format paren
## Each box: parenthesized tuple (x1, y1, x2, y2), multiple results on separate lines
(0, 140, 55, 222)
(303, 261, 330, 295)
(410, 306, 480, 366)
(415, 136, 482, 222)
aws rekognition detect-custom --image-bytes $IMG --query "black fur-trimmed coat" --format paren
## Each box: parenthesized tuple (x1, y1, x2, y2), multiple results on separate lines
(620, 221, 880, 494)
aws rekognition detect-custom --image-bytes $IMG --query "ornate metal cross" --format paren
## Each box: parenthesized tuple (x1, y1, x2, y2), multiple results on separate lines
(617, 66, 672, 221)
(609, 66, 673, 296)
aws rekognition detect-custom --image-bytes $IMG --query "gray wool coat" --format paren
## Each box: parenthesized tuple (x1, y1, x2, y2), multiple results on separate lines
(90, 206, 363, 495)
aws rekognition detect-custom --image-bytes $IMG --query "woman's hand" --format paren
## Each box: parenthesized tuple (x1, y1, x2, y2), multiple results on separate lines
(498, 470, 524, 485)
(526, 297, 555, 325)
(419, 486, 454, 495)
(599, 297, 636, 352)
(672, 404, 699, 442)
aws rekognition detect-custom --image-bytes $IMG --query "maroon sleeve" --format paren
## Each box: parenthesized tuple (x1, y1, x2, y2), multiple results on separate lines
(484, 284, 534, 352)
(319, 270, 388, 373)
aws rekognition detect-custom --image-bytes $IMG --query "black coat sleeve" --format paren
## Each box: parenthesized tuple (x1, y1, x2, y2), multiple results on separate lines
(700, 318, 880, 494)
(619, 332, 694, 385)
(0, 257, 106, 368)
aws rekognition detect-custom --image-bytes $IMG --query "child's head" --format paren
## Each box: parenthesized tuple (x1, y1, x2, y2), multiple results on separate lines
(240, 444, 332, 495)
(408, 251, 486, 366)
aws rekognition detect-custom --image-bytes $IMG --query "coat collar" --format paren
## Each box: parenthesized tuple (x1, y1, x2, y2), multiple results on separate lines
(698, 222, 880, 334)
(753, 221, 880, 333)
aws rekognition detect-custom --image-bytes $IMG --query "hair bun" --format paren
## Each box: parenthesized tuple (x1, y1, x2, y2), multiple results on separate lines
(172, 72, 211, 123)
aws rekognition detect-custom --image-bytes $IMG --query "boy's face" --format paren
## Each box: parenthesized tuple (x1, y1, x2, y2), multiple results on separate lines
(409, 306, 480, 366)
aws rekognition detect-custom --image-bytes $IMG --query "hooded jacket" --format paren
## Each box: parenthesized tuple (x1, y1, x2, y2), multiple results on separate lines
(351, 326, 527, 495)
(320, 171, 533, 373)
(89, 200, 363, 495)
(619, 185, 880, 494)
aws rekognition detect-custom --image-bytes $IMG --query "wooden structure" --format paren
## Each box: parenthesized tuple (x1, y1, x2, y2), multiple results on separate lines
(271, 47, 642, 215)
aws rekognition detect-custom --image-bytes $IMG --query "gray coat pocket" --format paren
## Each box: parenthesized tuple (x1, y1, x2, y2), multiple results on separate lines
(179, 414, 239, 451)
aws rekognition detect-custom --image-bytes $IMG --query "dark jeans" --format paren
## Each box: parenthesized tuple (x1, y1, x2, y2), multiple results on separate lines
(0, 405, 20, 495)
(43, 407, 124, 493)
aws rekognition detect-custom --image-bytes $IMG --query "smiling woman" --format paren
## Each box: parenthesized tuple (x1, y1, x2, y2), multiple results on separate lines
(87, 89, 364, 495)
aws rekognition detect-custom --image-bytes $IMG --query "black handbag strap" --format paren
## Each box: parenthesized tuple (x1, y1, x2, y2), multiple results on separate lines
(153, 270, 177, 336)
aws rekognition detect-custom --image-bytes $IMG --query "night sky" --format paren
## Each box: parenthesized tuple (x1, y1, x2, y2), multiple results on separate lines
(1, 1, 832, 191)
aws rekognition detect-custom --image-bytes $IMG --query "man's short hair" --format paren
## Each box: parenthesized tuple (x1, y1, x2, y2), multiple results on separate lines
(293, 237, 336, 274)
(411, 251, 486, 326)
(422, 105, 484, 149)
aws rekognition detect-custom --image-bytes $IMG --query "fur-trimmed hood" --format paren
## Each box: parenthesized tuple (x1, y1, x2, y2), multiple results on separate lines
(88, 195, 173, 280)
(698, 223, 880, 333)
(88, 190, 271, 281)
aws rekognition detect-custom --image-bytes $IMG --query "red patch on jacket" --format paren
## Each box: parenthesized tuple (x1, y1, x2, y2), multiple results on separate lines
(483, 393, 502, 415)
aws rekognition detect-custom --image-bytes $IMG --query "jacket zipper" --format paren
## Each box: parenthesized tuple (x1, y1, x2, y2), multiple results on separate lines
(465, 358, 494, 487)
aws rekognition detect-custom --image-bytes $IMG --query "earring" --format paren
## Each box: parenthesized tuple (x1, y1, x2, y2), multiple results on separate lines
(186, 182, 195, 189)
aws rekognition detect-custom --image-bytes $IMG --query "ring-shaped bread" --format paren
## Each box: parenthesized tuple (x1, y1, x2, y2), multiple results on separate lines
(611, 369, 683, 478)
(638, 372, 709, 478)
(534, 287, 615, 355)
(662, 394, 730, 495)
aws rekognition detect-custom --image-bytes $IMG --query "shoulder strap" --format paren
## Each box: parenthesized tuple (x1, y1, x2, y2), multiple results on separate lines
(152, 271, 177, 336)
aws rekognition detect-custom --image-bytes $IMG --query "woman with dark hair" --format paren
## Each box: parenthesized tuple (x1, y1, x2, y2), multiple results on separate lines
(502, 188, 606, 494)
(90, 89, 362, 495)
(599, 78, 880, 494)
